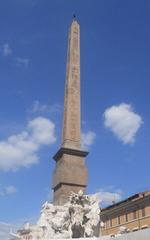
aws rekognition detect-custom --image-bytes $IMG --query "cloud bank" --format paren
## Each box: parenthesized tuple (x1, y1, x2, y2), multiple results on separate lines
(104, 103, 143, 144)
(98, 189, 123, 206)
(0, 185, 17, 196)
(81, 131, 96, 149)
(0, 117, 56, 171)
(30, 100, 61, 115)
(0, 222, 13, 240)
(2, 43, 12, 57)
(15, 57, 30, 67)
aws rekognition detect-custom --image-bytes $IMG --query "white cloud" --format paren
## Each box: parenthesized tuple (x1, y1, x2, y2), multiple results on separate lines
(81, 131, 96, 149)
(98, 189, 123, 206)
(0, 222, 12, 240)
(45, 187, 53, 202)
(15, 57, 30, 67)
(5, 186, 17, 194)
(0, 117, 56, 171)
(2, 43, 12, 57)
(104, 103, 143, 144)
(30, 101, 61, 115)
(0, 185, 17, 196)
(0, 222, 18, 240)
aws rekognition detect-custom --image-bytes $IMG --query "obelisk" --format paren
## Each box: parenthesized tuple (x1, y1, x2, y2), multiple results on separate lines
(52, 17, 88, 205)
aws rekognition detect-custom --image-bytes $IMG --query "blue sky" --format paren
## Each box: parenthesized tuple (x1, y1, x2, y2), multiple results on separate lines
(0, 0, 150, 237)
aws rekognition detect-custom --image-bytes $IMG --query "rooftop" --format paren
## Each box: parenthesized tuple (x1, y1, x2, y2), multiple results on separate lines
(101, 190, 150, 212)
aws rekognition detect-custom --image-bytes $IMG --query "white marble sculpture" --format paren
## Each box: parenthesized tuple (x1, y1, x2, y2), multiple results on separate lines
(12, 191, 101, 240)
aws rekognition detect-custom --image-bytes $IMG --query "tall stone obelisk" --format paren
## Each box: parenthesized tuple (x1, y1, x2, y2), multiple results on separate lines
(52, 18, 89, 205)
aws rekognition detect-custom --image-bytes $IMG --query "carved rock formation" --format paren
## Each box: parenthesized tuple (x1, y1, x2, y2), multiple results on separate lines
(13, 191, 100, 239)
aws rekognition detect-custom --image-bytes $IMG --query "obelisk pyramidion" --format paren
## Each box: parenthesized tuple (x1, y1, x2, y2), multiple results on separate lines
(53, 18, 89, 205)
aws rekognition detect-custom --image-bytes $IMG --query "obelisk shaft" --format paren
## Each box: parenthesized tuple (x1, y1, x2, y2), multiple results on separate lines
(62, 20, 81, 149)
(52, 19, 88, 205)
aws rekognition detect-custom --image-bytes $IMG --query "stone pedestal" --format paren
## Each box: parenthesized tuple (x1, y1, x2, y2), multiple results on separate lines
(53, 147, 88, 205)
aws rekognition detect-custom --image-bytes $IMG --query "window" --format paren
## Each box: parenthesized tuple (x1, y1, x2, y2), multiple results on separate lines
(132, 227, 138, 232)
(104, 221, 107, 230)
(141, 207, 145, 217)
(141, 225, 148, 229)
(100, 221, 105, 229)
(133, 210, 137, 220)
(125, 213, 128, 222)
(106, 220, 109, 229)
(118, 216, 121, 225)
(110, 219, 112, 227)
(110, 234, 115, 238)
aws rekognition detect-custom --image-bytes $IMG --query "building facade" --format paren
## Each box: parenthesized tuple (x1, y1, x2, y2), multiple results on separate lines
(100, 191, 150, 237)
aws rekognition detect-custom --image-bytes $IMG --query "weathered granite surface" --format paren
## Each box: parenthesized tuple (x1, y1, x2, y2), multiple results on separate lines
(53, 19, 88, 205)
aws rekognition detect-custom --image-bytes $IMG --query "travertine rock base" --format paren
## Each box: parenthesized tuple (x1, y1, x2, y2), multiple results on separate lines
(13, 191, 100, 240)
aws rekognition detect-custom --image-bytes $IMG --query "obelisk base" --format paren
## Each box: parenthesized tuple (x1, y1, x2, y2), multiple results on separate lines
(52, 147, 89, 205)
